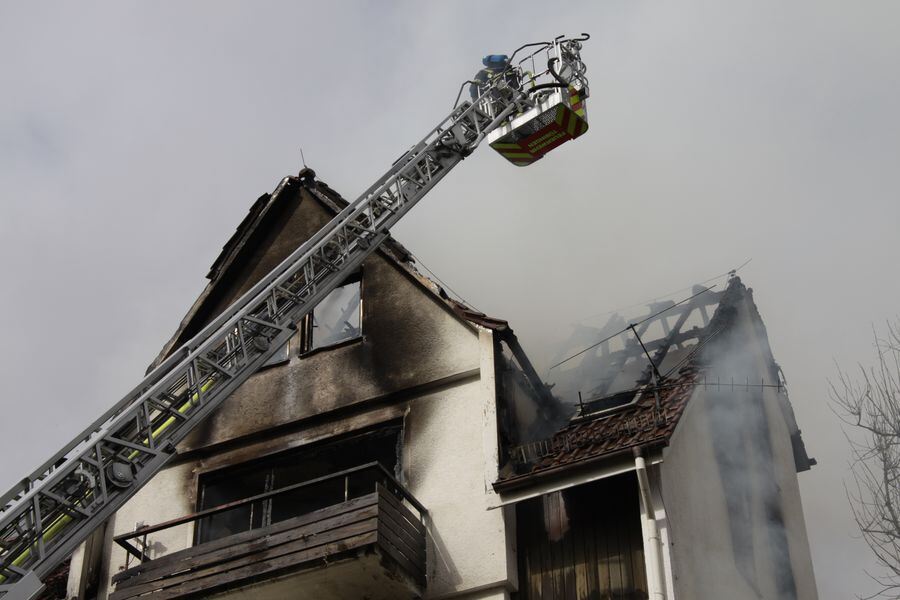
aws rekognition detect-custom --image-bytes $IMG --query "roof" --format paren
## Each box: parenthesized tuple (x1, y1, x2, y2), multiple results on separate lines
(494, 276, 813, 492)
(207, 168, 416, 283)
(446, 298, 509, 332)
(299, 170, 516, 334)
(498, 368, 697, 489)
(149, 167, 511, 371)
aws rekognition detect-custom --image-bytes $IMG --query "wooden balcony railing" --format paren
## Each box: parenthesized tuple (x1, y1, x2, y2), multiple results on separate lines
(110, 463, 426, 600)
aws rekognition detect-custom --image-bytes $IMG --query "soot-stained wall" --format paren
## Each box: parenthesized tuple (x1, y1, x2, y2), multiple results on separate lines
(659, 286, 818, 600)
(174, 183, 481, 453)
(74, 179, 507, 599)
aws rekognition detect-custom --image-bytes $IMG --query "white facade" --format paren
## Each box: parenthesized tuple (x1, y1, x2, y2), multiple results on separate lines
(67, 175, 521, 599)
(63, 176, 818, 600)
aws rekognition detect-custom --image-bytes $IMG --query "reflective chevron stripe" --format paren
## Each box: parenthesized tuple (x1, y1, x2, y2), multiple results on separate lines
(490, 91, 589, 166)
(569, 86, 586, 118)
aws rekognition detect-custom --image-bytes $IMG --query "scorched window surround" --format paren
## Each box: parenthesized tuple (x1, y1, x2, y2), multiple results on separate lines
(298, 272, 362, 354)
(194, 425, 401, 545)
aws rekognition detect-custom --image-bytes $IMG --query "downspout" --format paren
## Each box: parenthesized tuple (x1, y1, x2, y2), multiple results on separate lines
(634, 447, 666, 599)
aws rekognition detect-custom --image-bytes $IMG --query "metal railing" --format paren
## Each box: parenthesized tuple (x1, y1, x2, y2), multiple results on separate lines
(113, 462, 425, 563)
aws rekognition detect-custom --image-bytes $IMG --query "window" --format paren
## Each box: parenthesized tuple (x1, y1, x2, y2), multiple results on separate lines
(195, 426, 400, 544)
(300, 274, 362, 353)
(515, 474, 647, 599)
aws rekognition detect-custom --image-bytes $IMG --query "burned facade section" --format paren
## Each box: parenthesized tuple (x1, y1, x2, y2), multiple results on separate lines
(494, 276, 819, 600)
(515, 474, 648, 600)
(194, 426, 402, 545)
(493, 330, 570, 477)
(63, 165, 818, 600)
(66, 170, 537, 600)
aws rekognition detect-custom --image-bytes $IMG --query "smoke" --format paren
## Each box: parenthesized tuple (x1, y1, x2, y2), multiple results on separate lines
(695, 281, 800, 599)
(1, 3, 898, 596)
(535, 278, 809, 597)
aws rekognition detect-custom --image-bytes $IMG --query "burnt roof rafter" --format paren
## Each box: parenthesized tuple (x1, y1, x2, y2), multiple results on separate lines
(574, 287, 722, 400)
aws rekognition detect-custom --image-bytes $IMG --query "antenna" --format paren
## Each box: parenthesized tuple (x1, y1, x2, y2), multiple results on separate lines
(300, 147, 307, 169)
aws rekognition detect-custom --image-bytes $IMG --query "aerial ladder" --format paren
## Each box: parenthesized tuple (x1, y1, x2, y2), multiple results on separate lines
(0, 34, 590, 600)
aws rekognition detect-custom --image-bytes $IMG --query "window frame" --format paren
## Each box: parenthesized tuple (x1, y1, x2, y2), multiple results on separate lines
(298, 270, 363, 356)
(193, 423, 400, 546)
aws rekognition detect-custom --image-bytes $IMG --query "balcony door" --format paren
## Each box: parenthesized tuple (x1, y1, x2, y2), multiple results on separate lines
(196, 425, 401, 544)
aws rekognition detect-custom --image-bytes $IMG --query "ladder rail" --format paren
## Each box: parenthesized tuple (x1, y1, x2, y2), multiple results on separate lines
(0, 96, 479, 514)
(0, 34, 590, 598)
(0, 91, 518, 598)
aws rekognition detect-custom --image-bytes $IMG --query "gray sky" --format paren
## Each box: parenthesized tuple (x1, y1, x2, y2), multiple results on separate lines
(2, 2, 899, 597)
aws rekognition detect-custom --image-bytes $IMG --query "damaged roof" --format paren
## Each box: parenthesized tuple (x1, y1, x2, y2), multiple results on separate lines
(149, 167, 511, 371)
(207, 168, 416, 283)
(495, 277, 814, 492)
(499, 369, 697, 490)
(445, 298, 509, 332)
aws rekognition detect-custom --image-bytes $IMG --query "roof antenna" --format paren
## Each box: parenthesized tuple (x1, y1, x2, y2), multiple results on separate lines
(298, 148, 316, 182)
(628, 324, 664, 384)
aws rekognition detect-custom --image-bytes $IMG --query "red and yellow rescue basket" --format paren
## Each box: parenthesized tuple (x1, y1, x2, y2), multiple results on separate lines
(488, 86, 588, 166)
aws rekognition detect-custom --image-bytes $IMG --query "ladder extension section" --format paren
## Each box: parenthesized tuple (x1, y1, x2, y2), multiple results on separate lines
(0, 34, 589, 600)
(0, 97, 513, 600)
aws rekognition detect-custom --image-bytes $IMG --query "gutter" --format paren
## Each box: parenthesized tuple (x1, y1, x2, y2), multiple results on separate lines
(488, 449, 663, 509)
(493, 439, 667, 493)
(635, 446, 666, 599)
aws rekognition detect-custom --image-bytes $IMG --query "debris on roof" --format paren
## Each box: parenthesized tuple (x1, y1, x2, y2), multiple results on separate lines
(495, 276, 814, 491)
(497, 368, 697, 490)
(445, 299, 509, 332)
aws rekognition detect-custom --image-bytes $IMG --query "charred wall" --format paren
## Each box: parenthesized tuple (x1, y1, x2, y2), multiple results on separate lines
(659, 281, 818, 600)
(174, 185, 481, 453)
(77, 177, 516, 599)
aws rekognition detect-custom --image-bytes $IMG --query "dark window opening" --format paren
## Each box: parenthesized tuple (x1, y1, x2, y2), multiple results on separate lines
(514, 474, 647, 600)
(580, 387, 641, 415)
(196, 425, 399, 544)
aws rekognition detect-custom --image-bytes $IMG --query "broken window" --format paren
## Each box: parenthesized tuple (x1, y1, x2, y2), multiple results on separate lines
(515, 474, 647, 599)
(195, 424, 400, 544)
(581, 387, 641, 414)
(196, 468, 268, 542)
(300, 273, 361, 353)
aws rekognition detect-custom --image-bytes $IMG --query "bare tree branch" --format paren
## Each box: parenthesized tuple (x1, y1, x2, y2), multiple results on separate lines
(831, 320, 900, 598)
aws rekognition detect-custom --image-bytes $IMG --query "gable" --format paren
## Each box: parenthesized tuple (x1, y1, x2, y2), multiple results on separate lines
(146, 169, 512, 454)
(149, 169, 496, 373)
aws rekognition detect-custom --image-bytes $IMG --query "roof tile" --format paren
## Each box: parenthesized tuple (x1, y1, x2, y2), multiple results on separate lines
(498, 368, 697, 486)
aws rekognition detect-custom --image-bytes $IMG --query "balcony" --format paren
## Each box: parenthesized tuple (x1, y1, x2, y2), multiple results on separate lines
(110, 463, 426, 600)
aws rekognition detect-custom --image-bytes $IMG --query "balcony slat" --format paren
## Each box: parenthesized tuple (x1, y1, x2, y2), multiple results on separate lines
(113, 493, 378, 587)
(131, 530, 379, 600)
(377, 493, 426, 563)
(377, 483, 425, 536)
(114, 507, 378, 598)
(110, 478, 427, 600)
(377, 522, 425, 584)
(112, 499, 379, 600)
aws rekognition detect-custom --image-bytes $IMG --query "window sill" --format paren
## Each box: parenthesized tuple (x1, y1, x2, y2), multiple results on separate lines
(299, 335, 364, 359)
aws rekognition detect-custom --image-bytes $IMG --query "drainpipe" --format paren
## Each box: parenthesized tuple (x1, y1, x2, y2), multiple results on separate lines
(634, 447, 666, 599)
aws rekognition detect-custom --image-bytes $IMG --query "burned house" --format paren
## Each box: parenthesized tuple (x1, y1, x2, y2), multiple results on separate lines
(495, 280, 819, 599)
(64, 169, 817, 600)
(63, 168, 548, 600)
